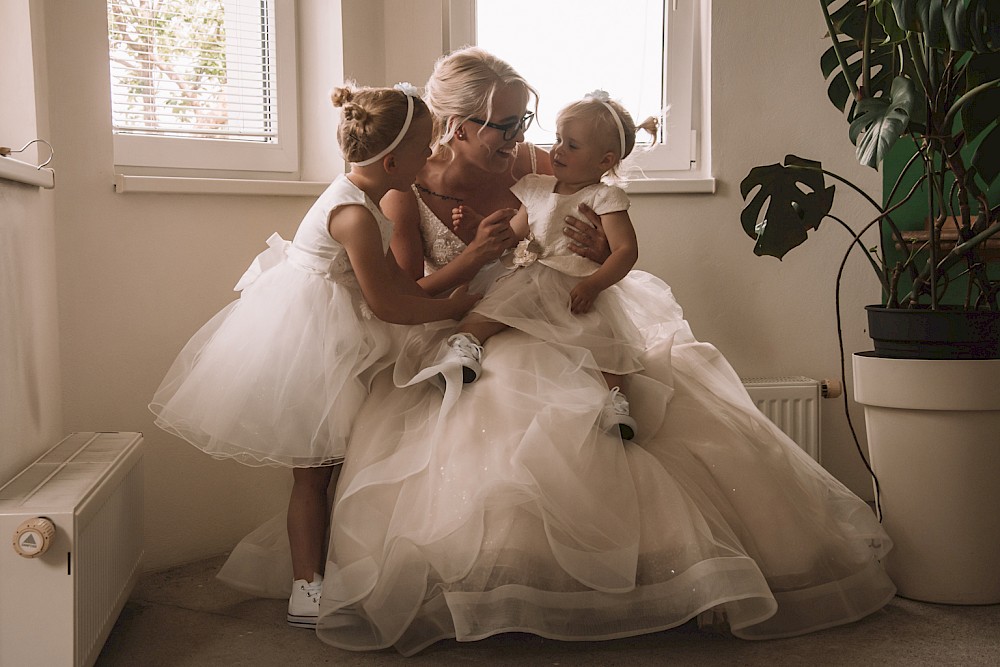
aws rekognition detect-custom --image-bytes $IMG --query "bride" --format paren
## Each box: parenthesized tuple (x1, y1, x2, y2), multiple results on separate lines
(219, 47, 895, 655)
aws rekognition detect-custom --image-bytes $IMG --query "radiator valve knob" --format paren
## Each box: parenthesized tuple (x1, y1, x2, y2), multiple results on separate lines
(821, 378, 843, 399)
(13, 517, 55, 558)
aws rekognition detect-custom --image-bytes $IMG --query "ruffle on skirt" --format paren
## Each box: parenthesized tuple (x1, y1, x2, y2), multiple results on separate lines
(218, 275, 895, 654)
(149, 257, 398, 467)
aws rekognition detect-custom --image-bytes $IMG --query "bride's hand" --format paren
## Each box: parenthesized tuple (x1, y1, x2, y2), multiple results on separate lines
(468, 208, 518, 262)
(563, 203, 611, 263)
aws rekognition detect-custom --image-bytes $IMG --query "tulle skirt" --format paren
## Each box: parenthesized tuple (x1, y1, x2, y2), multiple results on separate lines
(218, 272, 895, 654)
(468, 262, 644, 374)
(149, 260, 398, 467)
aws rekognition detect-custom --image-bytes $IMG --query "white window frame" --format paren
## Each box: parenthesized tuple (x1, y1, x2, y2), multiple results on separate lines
(110, 0, 300, 179)
(446, 0, 704, 186)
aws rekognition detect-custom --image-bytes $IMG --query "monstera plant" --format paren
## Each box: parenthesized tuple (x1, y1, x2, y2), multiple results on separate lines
(740, 0, 1000, 358)
(739, 0, 1000, 607)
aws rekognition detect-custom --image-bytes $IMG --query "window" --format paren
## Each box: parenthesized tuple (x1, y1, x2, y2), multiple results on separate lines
(107, 0, 298, 177)
(447, 0, 701, 180)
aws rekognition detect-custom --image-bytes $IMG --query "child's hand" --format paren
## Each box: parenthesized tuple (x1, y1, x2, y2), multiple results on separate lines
(570, 280, 601, 314)
(452, 204, 484, 237)
(469, 208, 519, 262)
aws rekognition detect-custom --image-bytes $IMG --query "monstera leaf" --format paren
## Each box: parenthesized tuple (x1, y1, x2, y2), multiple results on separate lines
(737, 1, 1000, 310)
(963, 51, 1000, 187)
(850, 75, 917, 168)
(891, 0, 1000, 52)
(821, 0, 899, 120)
(740, 156, 836, 259)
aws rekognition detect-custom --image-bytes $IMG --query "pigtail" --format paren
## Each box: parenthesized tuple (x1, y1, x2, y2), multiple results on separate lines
(636, 115, 659, 143)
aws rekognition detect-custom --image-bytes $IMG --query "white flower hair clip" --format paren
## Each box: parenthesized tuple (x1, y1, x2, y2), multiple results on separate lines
(585, 89, 611, 102)
(394, 82, 420, 97)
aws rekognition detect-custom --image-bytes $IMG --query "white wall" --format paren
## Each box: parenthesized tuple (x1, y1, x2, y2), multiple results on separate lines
(1, 0, 881, 572)
(652, 3, 882, 492)
(41, 1, 320, 570)
(0, 0, 62, 483)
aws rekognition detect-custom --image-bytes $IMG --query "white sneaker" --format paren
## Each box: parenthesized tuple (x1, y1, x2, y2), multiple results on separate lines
(447, 333, 483, 383)
(287, 574, 323, 628)
(602, 387, 638, 440)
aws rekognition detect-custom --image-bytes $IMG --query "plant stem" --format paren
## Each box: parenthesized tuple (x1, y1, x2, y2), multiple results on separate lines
(901, 221, 1000, 305)
(820, 0, 858, 100)
(905, 32, 932, 101)
(828, 213, 890, 295)
(861, 1, 872, 96)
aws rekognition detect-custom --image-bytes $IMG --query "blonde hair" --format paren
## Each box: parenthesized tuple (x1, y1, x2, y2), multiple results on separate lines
(330, 83, 429, 164)
(423, 46, 539, 158)
(557, 97, 659, 180)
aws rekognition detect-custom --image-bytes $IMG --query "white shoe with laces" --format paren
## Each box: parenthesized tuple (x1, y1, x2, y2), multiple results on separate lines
(602, 387, 638, 440)
(447, 333, 483, 383)
(287, 574, 323, 628)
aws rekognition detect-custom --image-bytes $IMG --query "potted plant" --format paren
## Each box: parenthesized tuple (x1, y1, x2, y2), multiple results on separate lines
(739, 0, 1000, 604)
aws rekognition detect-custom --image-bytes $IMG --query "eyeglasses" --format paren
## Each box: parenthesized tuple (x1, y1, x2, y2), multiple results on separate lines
(466, 111, 534, 141)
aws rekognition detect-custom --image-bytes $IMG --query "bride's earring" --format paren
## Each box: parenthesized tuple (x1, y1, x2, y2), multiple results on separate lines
(455, 126, 466, 141)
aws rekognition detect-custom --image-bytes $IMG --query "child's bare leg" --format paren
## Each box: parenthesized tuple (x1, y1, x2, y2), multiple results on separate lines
(287, 465, 336, 581)
(457, 313, 509, 347)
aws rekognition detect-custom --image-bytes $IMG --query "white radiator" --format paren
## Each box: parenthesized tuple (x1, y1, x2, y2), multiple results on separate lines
(741, 376, 822, 461)
(0, 432, 144, 667)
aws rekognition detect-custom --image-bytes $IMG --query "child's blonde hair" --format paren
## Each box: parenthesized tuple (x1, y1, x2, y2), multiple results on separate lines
(424, 46, 539, 158)
(331, 83, 430, 164)
(558, 95, 659, 180)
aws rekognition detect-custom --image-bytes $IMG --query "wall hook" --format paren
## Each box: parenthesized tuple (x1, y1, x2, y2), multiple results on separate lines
(0, 139, 54, 169)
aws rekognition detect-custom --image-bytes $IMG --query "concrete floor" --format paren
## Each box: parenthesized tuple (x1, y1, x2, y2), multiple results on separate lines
(96, 555, 1000, 666)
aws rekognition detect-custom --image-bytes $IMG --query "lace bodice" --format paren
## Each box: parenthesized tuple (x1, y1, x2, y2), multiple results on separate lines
(412, 143, 541, 275)
(412, 185, 467, 274)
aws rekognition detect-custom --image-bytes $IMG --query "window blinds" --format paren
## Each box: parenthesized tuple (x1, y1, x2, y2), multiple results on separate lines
(108, 0, 277, 142)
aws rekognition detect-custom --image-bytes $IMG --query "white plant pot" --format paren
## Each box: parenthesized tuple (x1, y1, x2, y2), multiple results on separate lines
(853, 353, 1000, 604)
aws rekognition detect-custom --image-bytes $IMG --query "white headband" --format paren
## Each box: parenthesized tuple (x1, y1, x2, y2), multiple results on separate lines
(586, 89, 626, 157)
(354, 82, 419, 166)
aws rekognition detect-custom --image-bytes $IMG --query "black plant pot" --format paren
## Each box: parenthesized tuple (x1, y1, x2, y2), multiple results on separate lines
(866, 305, 1000, 360)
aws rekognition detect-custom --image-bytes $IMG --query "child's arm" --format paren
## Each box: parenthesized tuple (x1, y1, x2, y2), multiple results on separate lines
(509, 205, 530, 240)
(330, 205, 479, 324)
(386, 249, 431, 297)
(454, 204, 528, 242)
(413, 207, 518, 296)
(382, 188, 425, 281)
(569, 209, 638, 314)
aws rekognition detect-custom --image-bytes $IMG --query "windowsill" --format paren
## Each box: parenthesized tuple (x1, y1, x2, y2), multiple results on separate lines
(113, 174, 329, 196)
(627, 176, 716, 194)
(113, 173, 717, 196)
